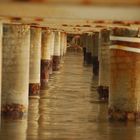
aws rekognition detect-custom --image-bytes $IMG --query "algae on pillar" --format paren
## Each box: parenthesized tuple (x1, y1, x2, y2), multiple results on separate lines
(2, 24, 30, 119)
(29, 26, 41, 97)
(41, 29, 52, 89)
(97, 29, 110, 100)
(53, 31, 61, 71)
(109, 28, 140, 121)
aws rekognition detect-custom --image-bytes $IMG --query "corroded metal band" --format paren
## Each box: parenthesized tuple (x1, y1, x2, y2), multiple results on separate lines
(53, 56, 60, 71)
(29, 83, 40, 96)
(108, 108, 140, 121)
(41, 60, 51, 89)
(2, 103, 26, 119)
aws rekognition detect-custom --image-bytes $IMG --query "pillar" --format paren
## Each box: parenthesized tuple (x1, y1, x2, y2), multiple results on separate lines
(97, 29, 110, 100)
(2, 24, 30, 118)
(81, 33, 87, 63)
(92, 32, 99, 76)
(53, 31, 61, 71)
(41, 29, 52, 89)
(85, 33, 93, 65)
(109, 28, 140, 121)
(29, 26, 41, 97)
(63, 33, 67, 55)
(60, 32, 64, 58)
(49, 31, 55, 75)
(0, 22, 2, 115)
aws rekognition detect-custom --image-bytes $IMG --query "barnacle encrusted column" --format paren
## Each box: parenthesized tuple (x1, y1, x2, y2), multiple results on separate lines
(29, 26, 41, 97)
(109, 28, 140, 121)
(97, 29, 110, 100)
(41, 29, 52, 89)
(53, 31, 61, 71)
(2, 24, 30, 118)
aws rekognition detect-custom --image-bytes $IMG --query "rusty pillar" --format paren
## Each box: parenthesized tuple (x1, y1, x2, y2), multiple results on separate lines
(97, 29, 110, 100)
(29, 26, 41, 97)
(92, 32, 99, 76)
(41, 29, 52, 89)
(109, 28, 140, 121)
(2, 24, 30, 119)
(53, 31, 61, 71)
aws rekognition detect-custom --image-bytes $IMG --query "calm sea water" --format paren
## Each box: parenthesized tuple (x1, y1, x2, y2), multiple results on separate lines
(0, 51, 140, 140)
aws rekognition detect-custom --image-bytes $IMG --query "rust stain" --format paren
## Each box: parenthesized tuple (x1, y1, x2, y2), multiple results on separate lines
(81, 0, 92, 5)
(83, 25, 91, 27)
(35, 17, 44, 22)
(10, 17, 22, 21)
(62, 24, 68, 27)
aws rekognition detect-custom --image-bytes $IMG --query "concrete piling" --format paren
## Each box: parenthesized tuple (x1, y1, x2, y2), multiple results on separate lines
(2, 24, 30, 118)
(109, 28, 140, 121)
(97, 29, 110, 100)
(49, 31, 55, 75)
(29, 26, 41, 97)
(92, 32, 100, 76)
(85, 33, 93, 65)
(41, 29, 52, 89)
(53, 31, 61, 71)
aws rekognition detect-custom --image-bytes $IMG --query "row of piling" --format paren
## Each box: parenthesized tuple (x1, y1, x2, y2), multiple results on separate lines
(0, 23, 67, 119)
(80, 25, 140, 121)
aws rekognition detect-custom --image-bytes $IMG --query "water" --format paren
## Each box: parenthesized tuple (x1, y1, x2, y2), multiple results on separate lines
(0, 52, 140, 140)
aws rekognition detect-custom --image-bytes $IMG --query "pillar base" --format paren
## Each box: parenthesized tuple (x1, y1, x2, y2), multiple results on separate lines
(108, 108, 140, 121)
(92, 56, 99, 76)
(53, 56, 60, 71)
(97, 86, 109, 101)
(2, 103, 26, 119)
(29, 83, 40, 96)
(41, 60, 51, 89)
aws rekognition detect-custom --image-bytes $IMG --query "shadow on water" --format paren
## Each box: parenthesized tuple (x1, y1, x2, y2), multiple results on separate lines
(0, 51, 140, 140)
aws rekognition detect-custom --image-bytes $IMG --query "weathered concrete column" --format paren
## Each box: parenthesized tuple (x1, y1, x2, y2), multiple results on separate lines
(29, 26, 41, 97)
(85, 33, 93, 65)
(109, 28, 140, 121)
(63, 33, 67, 55)
(60, 32, 64, 58)
(0, 22, 2, 115)
(97, 29, 110, 100)
(41, 29, 52, 89)
(53, 31, 61, 71)
(2, 24, 30, 118)
(92, 32, 100, 76)
(49, 31, 55, 75)
(81, 33, 87, 63)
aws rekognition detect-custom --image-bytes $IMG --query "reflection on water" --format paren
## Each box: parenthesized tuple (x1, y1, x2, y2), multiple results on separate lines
(0, 52, 140, 140)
